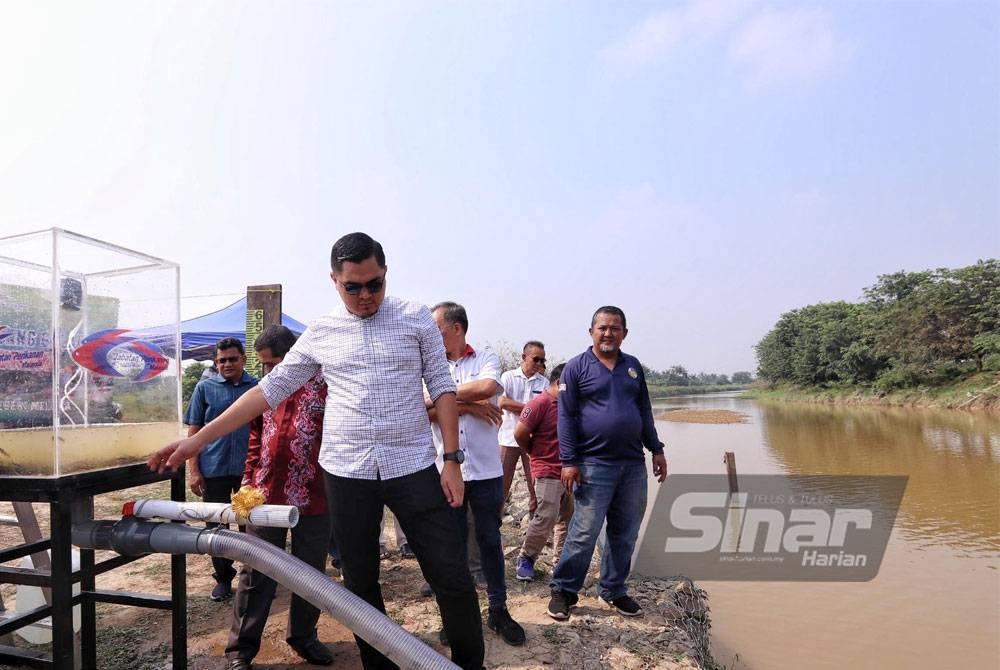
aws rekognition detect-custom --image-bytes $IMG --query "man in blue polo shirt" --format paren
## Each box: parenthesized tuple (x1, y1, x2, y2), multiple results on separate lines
(547, 306, 668, 621)
(185, 336, 258, 601)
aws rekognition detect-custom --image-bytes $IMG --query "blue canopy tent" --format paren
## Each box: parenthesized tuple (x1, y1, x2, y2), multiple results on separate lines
(134, 297, 308, 361)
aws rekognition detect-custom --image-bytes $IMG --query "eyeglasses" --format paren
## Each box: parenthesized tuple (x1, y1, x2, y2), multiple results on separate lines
(341, 277, 385, 296)
(216, 355, 241, 365)
(530, 356, 546, 365)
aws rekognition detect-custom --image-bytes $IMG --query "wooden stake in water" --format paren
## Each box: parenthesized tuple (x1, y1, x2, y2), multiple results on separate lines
(724, 451, 738, 493)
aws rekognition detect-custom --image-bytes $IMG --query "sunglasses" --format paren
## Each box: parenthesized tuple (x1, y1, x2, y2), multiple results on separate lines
(341, 277, 385, 296)
(216, 355, 241, 365)
(530, 356, 546, 365)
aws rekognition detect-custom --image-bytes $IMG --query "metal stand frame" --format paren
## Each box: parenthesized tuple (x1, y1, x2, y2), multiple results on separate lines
(0, 464, 187, 669)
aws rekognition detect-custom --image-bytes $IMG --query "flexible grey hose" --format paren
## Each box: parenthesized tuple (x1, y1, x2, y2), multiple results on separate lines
(74, 518, 459, 670)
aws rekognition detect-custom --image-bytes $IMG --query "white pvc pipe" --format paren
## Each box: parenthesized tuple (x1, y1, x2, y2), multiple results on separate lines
(125, 500, 299, 528)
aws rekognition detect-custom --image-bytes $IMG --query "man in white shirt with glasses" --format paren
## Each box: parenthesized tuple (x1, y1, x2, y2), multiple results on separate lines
(498, 341, 548, 513)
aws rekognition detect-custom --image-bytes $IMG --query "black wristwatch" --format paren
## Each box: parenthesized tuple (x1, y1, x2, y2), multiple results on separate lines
(442, 450, 465, 464)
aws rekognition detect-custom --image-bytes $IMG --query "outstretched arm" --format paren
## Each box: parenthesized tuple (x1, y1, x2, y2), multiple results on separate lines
(148, 387, 270, 473)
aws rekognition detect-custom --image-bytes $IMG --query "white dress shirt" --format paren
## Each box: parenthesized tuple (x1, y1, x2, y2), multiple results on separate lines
(259, 295, 456, 480)
(497, 367, 549, 447)
(430, 346, 504, 481)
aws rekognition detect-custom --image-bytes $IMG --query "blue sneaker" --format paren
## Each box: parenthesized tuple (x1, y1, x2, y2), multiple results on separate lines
(515, 555, 535, 581)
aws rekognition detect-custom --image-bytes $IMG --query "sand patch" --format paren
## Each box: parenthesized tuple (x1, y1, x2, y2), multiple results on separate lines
(655, 409, 749, 424)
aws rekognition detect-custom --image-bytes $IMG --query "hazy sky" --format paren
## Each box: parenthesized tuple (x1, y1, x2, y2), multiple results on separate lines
(2, 1, 997, 374)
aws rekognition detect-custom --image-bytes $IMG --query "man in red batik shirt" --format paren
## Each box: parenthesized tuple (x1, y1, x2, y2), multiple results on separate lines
(225, 325, 334, 669)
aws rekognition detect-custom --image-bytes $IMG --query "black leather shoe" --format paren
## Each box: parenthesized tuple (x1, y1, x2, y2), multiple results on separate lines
(487, 607, 526, 646)
(289, 639, 334, 666)
(228, 660, 252, 670)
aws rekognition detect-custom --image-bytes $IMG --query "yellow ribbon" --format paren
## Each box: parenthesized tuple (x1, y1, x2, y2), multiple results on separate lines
(230, 486, 266, 523)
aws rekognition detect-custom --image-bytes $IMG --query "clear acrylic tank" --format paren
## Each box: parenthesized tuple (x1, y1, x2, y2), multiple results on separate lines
(0, 228, 182, 477)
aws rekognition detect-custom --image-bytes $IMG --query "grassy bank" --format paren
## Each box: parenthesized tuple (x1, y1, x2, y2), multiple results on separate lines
(648, 384, 748, 399)
(742, 372, 1000, 413)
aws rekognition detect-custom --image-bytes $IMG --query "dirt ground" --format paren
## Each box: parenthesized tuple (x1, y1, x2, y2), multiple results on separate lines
(1, 477, 714, 670)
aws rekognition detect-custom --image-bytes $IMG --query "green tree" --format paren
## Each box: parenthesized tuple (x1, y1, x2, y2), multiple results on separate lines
(692, 372, 729, 385)
(755, 310, 800, 383)
(731, 371, 754, 384)
(946, 260, 1000, 371)
(182, 362, 207, 404)
(756, 259, 999, 389)
(756, 302, 876, 385)
(809, 302, 877, 383)
(865, 261, 999, 372)
(663, 365, 690, 386)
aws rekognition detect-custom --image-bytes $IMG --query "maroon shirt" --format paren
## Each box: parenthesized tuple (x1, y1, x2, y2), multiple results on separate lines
(518, 390, 561, 480)
(243, 373, 328, 516)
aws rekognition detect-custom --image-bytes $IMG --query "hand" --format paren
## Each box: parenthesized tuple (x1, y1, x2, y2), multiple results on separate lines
(188, 471, 205, 497)
(440, 462, 465, 508)
(459, 401, 502, 426)
(148, 437, 203, 474)
(561, 466, 581, 495)
(652, 453, 668, 483)
(528, 495, 538, 517)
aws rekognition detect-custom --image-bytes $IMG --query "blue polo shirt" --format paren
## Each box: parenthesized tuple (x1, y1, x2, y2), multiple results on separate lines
(184, 371, 258, 478)
(557, 348, 664, 466)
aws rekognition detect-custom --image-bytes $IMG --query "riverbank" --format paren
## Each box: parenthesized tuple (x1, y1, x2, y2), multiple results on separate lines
(0, 474, 717, 670)
(742, 371, 1000, 413)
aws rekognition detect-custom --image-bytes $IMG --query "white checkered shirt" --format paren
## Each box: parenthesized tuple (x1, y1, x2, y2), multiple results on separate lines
(258, 295, 456, 480)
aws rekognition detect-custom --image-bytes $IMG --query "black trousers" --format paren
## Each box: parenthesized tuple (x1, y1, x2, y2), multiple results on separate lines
(225, 514, 331, 661)
(203, 474, 244, 583)
(325, 466, 484, 670)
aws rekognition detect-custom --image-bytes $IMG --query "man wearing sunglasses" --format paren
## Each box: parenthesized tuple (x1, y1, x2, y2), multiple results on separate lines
(150, 233, 484, 670)
(184, 337, 259, 602)
(498, 341, 548, 514)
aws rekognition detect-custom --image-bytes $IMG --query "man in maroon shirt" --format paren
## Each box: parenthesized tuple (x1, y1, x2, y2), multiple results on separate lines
(225, 325, 333, 670)
(512, 363, 573, 582)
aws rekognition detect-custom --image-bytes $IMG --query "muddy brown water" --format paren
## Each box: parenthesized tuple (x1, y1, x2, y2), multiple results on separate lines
(644, 393, 999, 670)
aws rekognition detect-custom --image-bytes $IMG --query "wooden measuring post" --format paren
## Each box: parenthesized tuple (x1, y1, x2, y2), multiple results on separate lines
(724, 451, 738, 493)
(245, 284, 282, 378)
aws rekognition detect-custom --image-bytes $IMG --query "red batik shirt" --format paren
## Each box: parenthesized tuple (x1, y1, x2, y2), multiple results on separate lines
(243, 373, 328, 516)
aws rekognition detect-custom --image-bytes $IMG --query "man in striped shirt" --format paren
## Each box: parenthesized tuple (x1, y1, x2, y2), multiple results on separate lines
(150, 233, 484, 670)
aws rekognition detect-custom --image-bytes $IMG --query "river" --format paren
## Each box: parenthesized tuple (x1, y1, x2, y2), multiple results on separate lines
(644, 393, 1000, 670)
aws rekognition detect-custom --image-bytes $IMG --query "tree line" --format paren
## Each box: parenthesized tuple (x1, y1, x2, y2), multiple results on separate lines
(484, 340, 752, 386)
(754, 260, 1000, 391)
(644, 366, 754, 387)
